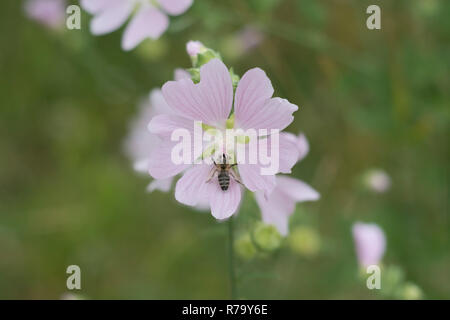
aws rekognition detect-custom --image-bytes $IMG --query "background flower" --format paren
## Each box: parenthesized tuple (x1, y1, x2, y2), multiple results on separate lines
(255, 133, 319, 235)
(352, 222, 386, 267)
(365, 169, 391, 193)
(24, 0, 66, 29)
(81, 0, 193, 50)
(124, 69, 189, 192)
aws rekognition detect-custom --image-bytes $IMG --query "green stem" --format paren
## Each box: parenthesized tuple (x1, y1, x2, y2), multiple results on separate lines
(228, 218, 237, 299)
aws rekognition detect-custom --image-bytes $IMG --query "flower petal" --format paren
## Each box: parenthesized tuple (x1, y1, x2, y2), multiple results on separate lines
(147, 177, 172, 193)
(25, 0, 66, 29)
(133, 159, 150, 173)
(296, 133, 309, 162)
(258, 133, 300, 174)
(238, 97, 298, 134)
(124, 96, 161, 173)
(238, 163, 276, 194)
(255, 189, 295, 236)
(80, 0, 110, 14)
(208, 179, 242, 220)
(90, 0, 134, 35)
(121, 5, 169, 51)
(148, 114, 197, 139)
(148, 139, 191, 179)
(174, 68, 191, 81)
(175, 165, 211, 206)
(149, 89, 173, 115)
(158, 0, 193, 16)
(161, 59, 233, 127)
(234, 68, 274, 130)
(276, 176, 320, 202)
(352, 222, 386, 267)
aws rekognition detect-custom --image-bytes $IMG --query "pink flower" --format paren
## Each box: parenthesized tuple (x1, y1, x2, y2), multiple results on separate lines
(352, 222, 386, 267)
(237, 26, 264, 53)
(186, 40, 204, 56)
(366, 169, 391, 193)
(81, 0, 193, 51)
(255, 133, 319, 235)
(148, 59, 299, 219)
(124, 69, 190, 192)
(24, 0, 66, 29)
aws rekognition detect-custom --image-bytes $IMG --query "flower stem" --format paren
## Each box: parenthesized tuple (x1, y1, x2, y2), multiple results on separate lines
(228, 218, 237, 299)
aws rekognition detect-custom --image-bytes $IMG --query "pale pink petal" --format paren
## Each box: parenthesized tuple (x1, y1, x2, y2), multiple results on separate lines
(186, 40, 203, 56)
(238, 26, 264, 53)
(149, 89, 173, 115)
(234, 68, 297, 132)
(208, 179, 242, 220)
(80, 0, 110, 14)
(238, 163, 276, 194)
(24, 0, 66, 29)
(161, 59, 233, 127)
(174, 68, 191, 81)
(148, 114, 196, 139)
(258, 133, 299, 174)
(255, 189, 295, 236)
(194, 198, 210, 211)
(255, 176, 319, 235)
(133, 159, 150, 173)
(175, 165, 211, 206)
(352, 223, 386, 267)
(238, 97, 298, 134)
(148, 139, 191, 179)
(296, 133, 309, 162)
(158, 0, 193, 15)
(234, 68, 273, 130)
(276, 176, 320, 202)
(121, 5, 169, 51)
(123, 96, 161, 173)
(90, 0, 134, 35)
(147, 177, 173, 193)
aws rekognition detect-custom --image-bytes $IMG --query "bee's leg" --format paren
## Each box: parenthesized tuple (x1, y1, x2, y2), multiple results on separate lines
(229, 169, 244, 186)
(206, 167, 218, 183)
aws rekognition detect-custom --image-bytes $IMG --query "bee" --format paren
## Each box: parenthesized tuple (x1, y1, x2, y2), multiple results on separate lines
(206, 153, 242, 191)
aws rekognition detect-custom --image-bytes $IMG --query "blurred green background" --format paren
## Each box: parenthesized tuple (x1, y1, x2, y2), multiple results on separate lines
(0, 0, 449, 299)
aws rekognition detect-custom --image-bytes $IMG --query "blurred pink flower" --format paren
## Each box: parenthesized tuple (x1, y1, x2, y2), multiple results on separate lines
(148, 59, 299, 219)
(24, 0, 66, 29)
(186, 40, 204, 56)
(80, 0, 193, 51)
(237, 26, 264, 53)
(366, 169, 391, 193)
(124, 69, 189, 193)
(255, 133, 319, 235)
(352, 222, 386, 267)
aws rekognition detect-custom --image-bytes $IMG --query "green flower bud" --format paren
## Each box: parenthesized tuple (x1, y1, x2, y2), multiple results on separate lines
(288, 226, 320, 257)
(229, 68, 240, 89)
(253, 222, 282, 251)
(195, 49, 222, 68)
(399, 282, 424, 300)
(234, 233, 257, 260)
(381, 265, 405, 297)
(187, 68, 200, 83)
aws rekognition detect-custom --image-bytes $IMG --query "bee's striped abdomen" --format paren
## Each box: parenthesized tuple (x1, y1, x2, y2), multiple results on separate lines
(218, 170, 230, 191)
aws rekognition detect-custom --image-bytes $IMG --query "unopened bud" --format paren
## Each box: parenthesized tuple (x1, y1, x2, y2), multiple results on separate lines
(253, 222, 282, 251)
(234, 233, 257, 260)
(288, 226, 320, 257)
